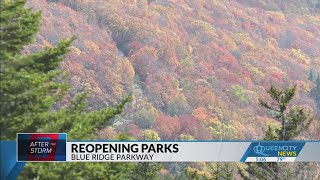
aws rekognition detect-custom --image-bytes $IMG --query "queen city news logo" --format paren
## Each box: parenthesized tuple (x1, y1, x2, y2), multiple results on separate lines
(17, 133, 67, 161)
(250, 142, 304, 157)
(253, 143, 269, 156)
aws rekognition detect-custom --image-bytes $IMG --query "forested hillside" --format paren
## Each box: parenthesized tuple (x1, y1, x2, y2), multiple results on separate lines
(26, 0, 320, 141)
(0, 0, 314, 179)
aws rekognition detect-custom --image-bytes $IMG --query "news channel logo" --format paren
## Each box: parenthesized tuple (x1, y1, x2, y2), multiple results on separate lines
(249, 142, 305, 157)
(253, 143, 268, 156)
(17, 133, 67, 161)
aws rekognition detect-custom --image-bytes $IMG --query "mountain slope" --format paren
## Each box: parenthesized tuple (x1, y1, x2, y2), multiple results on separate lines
(27, 0, 320, 140)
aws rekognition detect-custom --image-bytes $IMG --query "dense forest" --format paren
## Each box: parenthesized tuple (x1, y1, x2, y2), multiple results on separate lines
(25, 0, 320, 141)
(1, 0, 320, 179)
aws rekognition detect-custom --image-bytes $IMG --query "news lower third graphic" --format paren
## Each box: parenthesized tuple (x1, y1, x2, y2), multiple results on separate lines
(0, 133, 319, 179)
(14, 134, 320, 162)
(240, 141, 306, 162)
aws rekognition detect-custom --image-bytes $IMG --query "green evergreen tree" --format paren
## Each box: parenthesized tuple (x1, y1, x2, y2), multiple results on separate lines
(1, 0, 134, 179)
(184, 163, 234, 180)
(131, 130, 163, 180)
(259, 85, 311, 140)
(0, 0, 71, 139)
(183, 159, 235, 180)
(132, 161, 163, 180)
(184, 168, 206, 180)
(239, 85, 312, 180)
(208, 163, 233, 180)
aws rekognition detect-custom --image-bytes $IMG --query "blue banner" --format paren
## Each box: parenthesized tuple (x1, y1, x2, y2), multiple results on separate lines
(240, 141, 306, 162)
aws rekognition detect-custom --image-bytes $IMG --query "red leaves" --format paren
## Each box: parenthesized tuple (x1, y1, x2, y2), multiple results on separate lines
(271, 71, 284, 81)
(117, 123, 143, 139)
(153, 115, 180, 139)
(153, 115, 211, 140)
(220, 52, 237, 66)
(178, 116, 212, 140)
(28, 0, 319, 143)
(241, 21, 251, 30)
(145, 73, 179, 108)
(130, 46, 158, 79)
(128, 41, 142, 51)
(161, 48, 180, 69)
(242, 21, 258, 30)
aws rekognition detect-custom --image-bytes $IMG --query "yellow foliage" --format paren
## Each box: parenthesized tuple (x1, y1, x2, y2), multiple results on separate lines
(266, 38, 277, 50)
(263, 24, 277, 35)
(185, 167, 210, 178)
(192, 107, 210, 121)
(112, 85, 124, 97)
(222, 33, 237, 51)
(192, 20, 217, 37)
(236, 32, 254, 49)
(294, 17, 304, 25)
(297, 81, 312, 93)
(266, 66, 285, 74)
(71, 46, 82, 56)
(91, 86, 103, 94)
(42, 39, 52, 48)
(269, 11, 286, 22)
(84, 40, 100, 52)
(244, 63, 265, 79)
(206, 117, 219, 126)
(142, 129, 160, 140)
(179, 134, 194, 141)
(122, 58, 135, 79)
(291, 49, 310, 65)
(304, 15, 320, 25)
(180, 51, 194, 68)
(312, 57, 320, 67)
(97, 127, 117, 140)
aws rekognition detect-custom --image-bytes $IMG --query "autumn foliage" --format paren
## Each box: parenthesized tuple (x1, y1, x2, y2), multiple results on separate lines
(27, 0, 319, 141)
